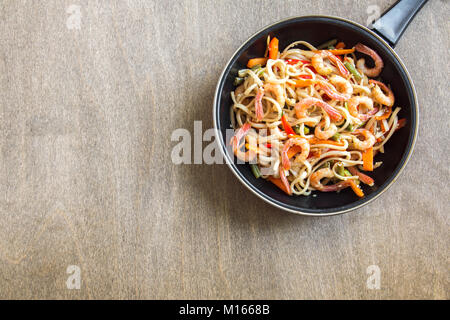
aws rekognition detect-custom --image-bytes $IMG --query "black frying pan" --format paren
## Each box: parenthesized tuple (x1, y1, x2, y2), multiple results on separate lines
(213, 0, 427, 216)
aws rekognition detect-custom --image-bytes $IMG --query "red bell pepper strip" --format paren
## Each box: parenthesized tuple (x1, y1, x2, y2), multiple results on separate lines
(281, 114, 296, 136)
(286, 59, 300, 65)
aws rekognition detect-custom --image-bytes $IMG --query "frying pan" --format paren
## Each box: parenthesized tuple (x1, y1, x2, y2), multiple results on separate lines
(213, 0, 427, 216)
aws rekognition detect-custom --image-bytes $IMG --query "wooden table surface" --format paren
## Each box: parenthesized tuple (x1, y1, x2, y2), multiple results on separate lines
(0, 0, 448, 299)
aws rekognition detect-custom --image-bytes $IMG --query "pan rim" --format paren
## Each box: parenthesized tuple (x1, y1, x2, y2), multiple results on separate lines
(213, 15, 419, 217)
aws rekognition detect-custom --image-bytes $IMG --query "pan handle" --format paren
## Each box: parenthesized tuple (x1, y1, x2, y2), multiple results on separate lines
(372, 0, 428, 47)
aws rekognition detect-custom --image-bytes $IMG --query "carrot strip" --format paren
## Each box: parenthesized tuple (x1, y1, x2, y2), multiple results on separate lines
(268, 37, 279, 60)
(380, 120, 386, 133)
(324, 48, 355, 55)
(247, 58, 268, 68)
(309, 137, 345, 146)
(335, 42, 346, 49)
(294, 79, 316, 87)
(362, 147, 374, 171)
(348, 180, 364, 197)
(375, 107, 392, 120)
(268, 177, 291, 195)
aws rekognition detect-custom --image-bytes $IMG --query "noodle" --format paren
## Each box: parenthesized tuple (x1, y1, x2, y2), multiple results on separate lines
(229, 37, 405, 197)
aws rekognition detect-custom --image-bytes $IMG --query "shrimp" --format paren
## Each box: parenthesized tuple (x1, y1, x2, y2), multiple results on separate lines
(263, 83, 285, 107)
(318, 75, 353, 101)
(314, 120, 338, 140)
(369, 80, 394, 107)
(310, 168, 351, 192)
(279, 166, 292, 195)
(230, 123, 257, 162)
(281, 137, 310, 170)
(351, 128, 376, 150)
(255, 87, 264, 121)
(295, 97, 343, 122)
(355, 43, 384, 77)
(347, 96, 379, 121)
(327, 53, 351, 78)
(311, 51, 333, 76)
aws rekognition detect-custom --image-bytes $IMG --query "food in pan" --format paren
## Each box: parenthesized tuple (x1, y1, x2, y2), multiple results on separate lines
(230, 36, 406, 197)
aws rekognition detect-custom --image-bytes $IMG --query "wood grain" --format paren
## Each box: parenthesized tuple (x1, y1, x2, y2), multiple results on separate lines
(0, 0, 448, 299)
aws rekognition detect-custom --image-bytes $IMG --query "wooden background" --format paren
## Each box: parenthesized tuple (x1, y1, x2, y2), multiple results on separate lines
(0, 0, 448, 299)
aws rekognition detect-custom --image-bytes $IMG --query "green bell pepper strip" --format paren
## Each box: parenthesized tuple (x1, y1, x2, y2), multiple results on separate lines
(250, 164, 261, 179)
(344, 61, 362, 82)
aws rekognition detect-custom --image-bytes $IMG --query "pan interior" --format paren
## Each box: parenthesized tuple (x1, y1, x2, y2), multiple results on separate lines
(215, 16, 417, 214)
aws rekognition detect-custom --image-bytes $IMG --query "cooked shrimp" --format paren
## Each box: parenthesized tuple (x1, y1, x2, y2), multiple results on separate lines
(264, 83, 285, 107)
(369, 80, 394, 107)
(330, 75, 353, 97)
(279, 166, 292, 195)
(319, 75, 353, 101)
(295, 97, 343, 122)
(281, 137, 310, 170)
(314, 120, 338, 140)
(311, 51, 333, 76)
(348, 96, 379, 121)
(327, 53, 351, 78)
(352, 128, 376, 150)
(310, 168, 351, 192)
(255, 87, 264, 121)
(310, 168, 334, 190)
(355, 43, 384, 77)
(230, 123, 257, 162)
